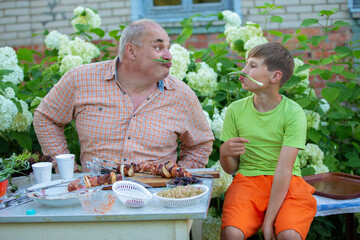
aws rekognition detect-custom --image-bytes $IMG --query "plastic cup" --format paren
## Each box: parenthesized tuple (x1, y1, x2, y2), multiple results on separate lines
(55, 154, 75, 179)
(31, 162, 52, 184)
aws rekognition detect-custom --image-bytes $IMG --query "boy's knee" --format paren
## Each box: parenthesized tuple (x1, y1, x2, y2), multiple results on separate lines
(277, 229, 302, 240)
(221, 226, 245, 240)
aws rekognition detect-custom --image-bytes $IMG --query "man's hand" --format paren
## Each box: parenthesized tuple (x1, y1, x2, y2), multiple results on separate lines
(221, 137, 249, 158)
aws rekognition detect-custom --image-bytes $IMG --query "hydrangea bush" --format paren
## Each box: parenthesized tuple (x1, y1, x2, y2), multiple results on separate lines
(0, 3, 359, 239)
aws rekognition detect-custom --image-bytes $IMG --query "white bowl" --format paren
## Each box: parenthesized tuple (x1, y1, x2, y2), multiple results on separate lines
(112, 181, 152, 208)
(153, 184, 209, 208)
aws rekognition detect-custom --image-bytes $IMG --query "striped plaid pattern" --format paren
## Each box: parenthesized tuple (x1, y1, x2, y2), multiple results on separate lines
(33, 57, 214, 171)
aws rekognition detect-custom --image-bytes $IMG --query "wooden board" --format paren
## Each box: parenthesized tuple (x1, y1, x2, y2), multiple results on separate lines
(130, 170, 220, 188)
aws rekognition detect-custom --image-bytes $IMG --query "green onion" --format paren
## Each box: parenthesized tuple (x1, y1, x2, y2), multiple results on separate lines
(153, 56, 171, 63)
(228, 68, 263, 86)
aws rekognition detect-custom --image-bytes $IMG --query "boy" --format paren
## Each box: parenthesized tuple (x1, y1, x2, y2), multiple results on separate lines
(220, 42, 316, 240)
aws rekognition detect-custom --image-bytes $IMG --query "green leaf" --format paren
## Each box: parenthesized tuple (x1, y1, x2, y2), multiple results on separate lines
(320, 57, 334, 65)
(308, 128, 322, 143)
(334, 46, 353, 57)
(331, 65, 344, 74)
(217, 12, 224, 20)
(282, 34, 292, 45)
(270, 16, 283, 23)
(319, 9, 336, 17)
(301, 167, 315, 176)
(321, 88, 339, 103)
(10, 98, 22, 113)
(354, 50, 360, 58)
(0, 136, 10, 154)
(340, 71, 356, 79)
(109, 30, 119, 38)
(354, 125, 360, 141)
(333, 20, 350, 27)
(336, 87, 352, 102)
(323, 156, 338, 172)
(336, 125, 352, 140)
(258, 10, 268, 15)
(295, 98, 311, 108)
(90, 28, 105, 38)
(17, 48, 34, 62)
(295, 64, 311, 75)
(300, 18, 319, 27)
(310, 36, 326, 47)
(268, 30, 283, 37)
(319, 70, 333, 80)
(12, 131, 32, 150)
(297, 34, 308, 42)
(345, 152, 360, 167)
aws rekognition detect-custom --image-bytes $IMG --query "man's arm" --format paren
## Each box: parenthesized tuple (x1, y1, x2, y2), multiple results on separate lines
(262, 146, 299, 240)
(33, 70, 76, 160)
(177, 90, 214, 169)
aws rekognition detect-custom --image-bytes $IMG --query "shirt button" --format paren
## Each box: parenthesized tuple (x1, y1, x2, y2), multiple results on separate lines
(128, 137, 131, 140)
(99, 107, 102, 111)
(123, 158, 127, 161)
(133, 114, 135, 117)
(146, 97, 150, 100)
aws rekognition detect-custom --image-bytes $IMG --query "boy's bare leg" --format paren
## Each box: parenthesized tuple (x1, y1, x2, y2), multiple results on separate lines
(221, 226, 245, 240)
(277, 229, 301, 240)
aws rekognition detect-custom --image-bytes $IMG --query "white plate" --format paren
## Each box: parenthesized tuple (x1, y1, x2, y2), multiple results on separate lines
(26, 179, 81, 207)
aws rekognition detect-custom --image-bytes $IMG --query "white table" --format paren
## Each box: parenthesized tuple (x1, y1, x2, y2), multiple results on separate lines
(314, 195, 360, 240)
(0, 175, 213, 240)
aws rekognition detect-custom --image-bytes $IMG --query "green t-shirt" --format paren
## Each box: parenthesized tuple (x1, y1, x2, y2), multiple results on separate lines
(221, 95, 306, 176)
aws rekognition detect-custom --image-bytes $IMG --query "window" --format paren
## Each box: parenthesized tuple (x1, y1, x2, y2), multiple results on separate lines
(348, 0, 360, 12)
(131, 0, 241, 23)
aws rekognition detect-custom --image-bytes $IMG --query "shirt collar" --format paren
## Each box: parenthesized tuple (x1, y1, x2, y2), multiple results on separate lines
(108, 56, 166, 92)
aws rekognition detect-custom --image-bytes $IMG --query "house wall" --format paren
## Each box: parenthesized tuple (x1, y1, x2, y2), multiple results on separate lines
(0, 0, 354, 47)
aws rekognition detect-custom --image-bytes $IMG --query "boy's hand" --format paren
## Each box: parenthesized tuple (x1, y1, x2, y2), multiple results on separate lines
(221, 137, 250, 157)
(262, 223, 276, 240)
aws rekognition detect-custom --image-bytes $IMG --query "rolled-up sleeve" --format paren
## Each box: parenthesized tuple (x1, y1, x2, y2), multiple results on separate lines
(33, 69, 76, 159)
(178, 88, 214, 168)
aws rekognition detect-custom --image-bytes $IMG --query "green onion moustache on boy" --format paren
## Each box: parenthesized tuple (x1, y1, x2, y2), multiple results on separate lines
(228, 68, 264, 86)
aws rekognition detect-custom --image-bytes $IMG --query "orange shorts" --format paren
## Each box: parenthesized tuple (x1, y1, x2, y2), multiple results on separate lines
(221, 173, 317, 240)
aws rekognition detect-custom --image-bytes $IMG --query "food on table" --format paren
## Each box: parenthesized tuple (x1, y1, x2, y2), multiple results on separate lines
(67, 172, 122, 192)
(115, 161, 192, 179)
(167, 176, 202, 187)
(157, 185, 205, 199)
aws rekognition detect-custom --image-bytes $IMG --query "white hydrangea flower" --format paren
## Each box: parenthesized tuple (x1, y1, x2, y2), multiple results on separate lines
(11, 100, 33, 132)
(169, 43, 190, 81)
(222, 10, 241, 29)
(244, 36, 268, 58)
(298, 143, 324, 167)
(71, 6, 101, 31)
(216, 62, 222, 72)
(59, 37, 100, 64)
(224, 23, 263, 55)
(294, 58, 310, 79)
(211, 107, 227, 140)
(203, 207, 221, 240)
(203, 110, 212, 129)
(309, 163, 329, 174)
(0, 46, 18, 69)
(318, 99, 330, 114)
(44, 30, 63, 50)
(60, 55, 83, 74)
(186, 62, 218, 96)
(4, 87, 15, 99)
(211, 160, 233, 198)
(1, 64, 24, 85)
(0, 95, 18, 132)
(304, 109, 320, 130)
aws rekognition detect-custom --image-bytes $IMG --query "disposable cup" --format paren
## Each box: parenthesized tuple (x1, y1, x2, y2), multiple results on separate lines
(31, 162, 52, 184)
(55, 154, 75, 179)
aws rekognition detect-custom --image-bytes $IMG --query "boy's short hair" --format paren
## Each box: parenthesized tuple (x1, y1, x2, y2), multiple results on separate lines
(248, 42, 294, 86)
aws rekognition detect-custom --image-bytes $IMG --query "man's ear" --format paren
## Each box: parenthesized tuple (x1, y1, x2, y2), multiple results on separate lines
(271, 71, 282, 84)
(125, 43, 136, 60)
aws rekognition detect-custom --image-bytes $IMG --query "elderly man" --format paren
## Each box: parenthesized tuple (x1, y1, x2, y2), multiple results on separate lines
(33, 19, 214, 172)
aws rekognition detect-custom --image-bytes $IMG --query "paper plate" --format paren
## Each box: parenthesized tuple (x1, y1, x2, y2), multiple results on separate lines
(26, 179, 80, 207)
